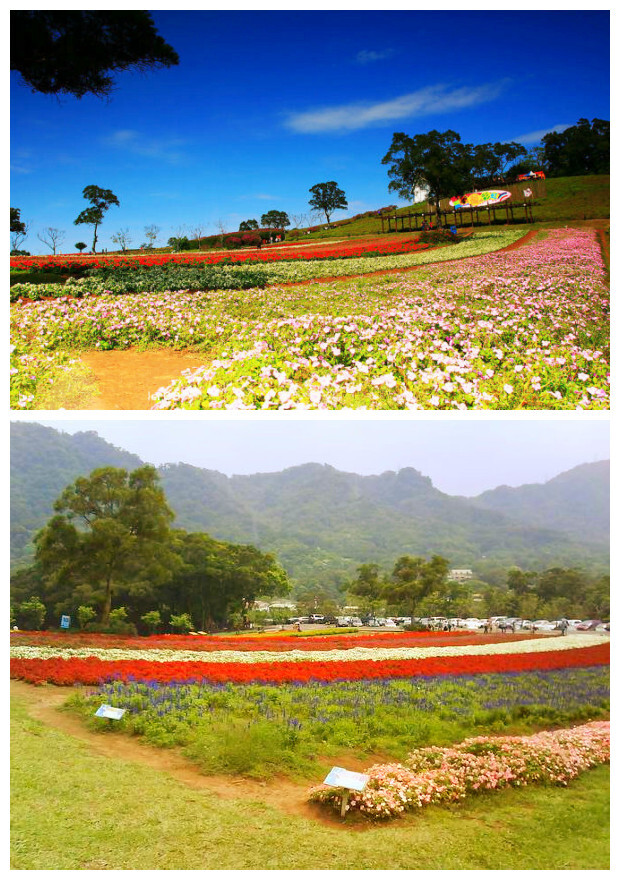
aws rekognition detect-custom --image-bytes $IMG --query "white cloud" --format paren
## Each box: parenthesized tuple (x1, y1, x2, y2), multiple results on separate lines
(103, 129, 188, 163)
(356, 48, 395, 64)
(509, 124, 571, 144)
(284, 81, 508, 134)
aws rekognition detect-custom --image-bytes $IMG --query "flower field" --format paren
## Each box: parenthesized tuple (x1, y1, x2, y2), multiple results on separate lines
(10, 630, 609, 686)
(10, 234, 431, 273)
(310, 721, 610, 819)
(11, 629, 609, 793)
(10, 227, 609, 410)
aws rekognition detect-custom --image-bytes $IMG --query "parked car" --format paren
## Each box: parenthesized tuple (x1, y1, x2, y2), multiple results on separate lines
(336, 616, 351, 627)
(576, 619, 603, 631)
(348, 617, 364, 628)
(463, 618, 482, 629)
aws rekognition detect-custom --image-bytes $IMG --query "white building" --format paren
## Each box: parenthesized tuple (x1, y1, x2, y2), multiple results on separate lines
(448, 569, 473, 583)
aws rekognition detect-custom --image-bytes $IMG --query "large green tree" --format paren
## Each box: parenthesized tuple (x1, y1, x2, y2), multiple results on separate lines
(35, 466, 175, 626)
(260, 210, 290, 230)
(74, 185, 119, 253)
(168, 531, 291, 630)
(308, 181, 348, 225)
(382, 555, 450, 618)
(382, 130, 473, 226)
(11, 11, 179, 99)
(542, 118, 609, 177)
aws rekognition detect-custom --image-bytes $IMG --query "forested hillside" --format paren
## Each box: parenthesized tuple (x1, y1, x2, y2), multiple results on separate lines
(11, 423, 609, 589)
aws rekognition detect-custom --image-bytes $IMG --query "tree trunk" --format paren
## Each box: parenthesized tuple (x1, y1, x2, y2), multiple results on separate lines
(92, 222, 99, 254)
(101, 576, 112, 626)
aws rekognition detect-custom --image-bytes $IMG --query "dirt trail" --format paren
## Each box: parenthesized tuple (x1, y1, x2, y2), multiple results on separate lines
(56, 227, 548, 410)
(10, 680, 370, 830)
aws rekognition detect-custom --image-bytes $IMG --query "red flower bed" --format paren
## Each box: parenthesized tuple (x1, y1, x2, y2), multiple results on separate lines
(10, 643, 609, 687)
(9, 630, 542, 653)
(10, 236, 429, 273)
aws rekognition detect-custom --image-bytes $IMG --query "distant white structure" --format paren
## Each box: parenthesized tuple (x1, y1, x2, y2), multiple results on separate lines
(413, 184, 430, 204)
(448, 569, 473, 583)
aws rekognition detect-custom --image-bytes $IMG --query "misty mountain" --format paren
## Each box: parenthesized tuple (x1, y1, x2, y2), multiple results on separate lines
(10, 422, 609, 586)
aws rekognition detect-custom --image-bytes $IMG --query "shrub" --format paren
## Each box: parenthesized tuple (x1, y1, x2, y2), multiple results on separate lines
(17, 596, 46, 630)
(141, 610, 162, 634)
(418, 229, 459, 244)
(77, 605, 97, 630)
(170, 612, 194, 633)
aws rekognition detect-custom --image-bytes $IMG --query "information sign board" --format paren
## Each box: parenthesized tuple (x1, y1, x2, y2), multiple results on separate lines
(60, 615, 71, 629)
(323, 767, 369, 791)
(95, 704, 127, 721)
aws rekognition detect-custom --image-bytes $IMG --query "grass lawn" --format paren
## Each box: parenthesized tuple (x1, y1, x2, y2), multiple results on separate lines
(11, 690, 610, 870)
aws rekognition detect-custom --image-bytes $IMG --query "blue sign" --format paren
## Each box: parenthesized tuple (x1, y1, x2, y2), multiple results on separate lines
(60, 615, 71, 629)
(95, 704, 127, 721)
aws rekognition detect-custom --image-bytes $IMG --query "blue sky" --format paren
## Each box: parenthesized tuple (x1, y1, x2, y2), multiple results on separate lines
(14, 416, 610, 497)
(11, 10, 610, 253)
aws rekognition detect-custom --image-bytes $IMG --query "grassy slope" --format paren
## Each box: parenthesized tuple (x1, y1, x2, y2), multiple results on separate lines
(299, 175, 610, 241)
(11, 692, 610, 870)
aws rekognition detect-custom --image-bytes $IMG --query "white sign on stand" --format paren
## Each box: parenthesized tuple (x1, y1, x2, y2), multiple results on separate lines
(95, 704, 127, 721)
(323, 766, 370, 817)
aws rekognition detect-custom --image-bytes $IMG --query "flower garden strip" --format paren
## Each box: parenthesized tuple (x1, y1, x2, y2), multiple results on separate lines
(10, 636, 609, 686)
(309, 721, 610, 819)
(10, 227, 608, 410)
(10, 234, 432, 274)
(8, 628, 541, 652)
(10, 229, 518, 301)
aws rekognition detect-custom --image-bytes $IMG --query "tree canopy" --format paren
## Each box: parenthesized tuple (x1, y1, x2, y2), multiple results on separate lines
(11, 11, 179, 99)
(260, 211, 290, 229)
(11, 207, 26, 234)
(239, 219, 259, 231)
(308, 181, 348, 225)
(35, 466, 175, 626)
(74, 185, 120, 253)
(27, 464, 292, 633)
(542, 118, 609, 177)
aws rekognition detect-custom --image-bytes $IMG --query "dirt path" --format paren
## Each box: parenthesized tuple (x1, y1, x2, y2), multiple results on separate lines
(10, 680, 369, 830)
(57, 227, 551, 410)
(79, 349, 211, 410)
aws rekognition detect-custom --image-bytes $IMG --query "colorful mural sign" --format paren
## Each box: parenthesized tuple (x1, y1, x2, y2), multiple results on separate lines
(449, 190, 512, 209)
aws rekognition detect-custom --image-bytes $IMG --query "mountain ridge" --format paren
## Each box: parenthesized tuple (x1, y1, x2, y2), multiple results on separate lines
(11, 423, 609, 585)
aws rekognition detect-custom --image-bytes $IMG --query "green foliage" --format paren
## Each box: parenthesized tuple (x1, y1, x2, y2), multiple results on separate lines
(417, 229, 459, 244)
(76, 605, 96, 629)
(11, 11, 179, 99)
(74, 242, 87, 253)
(260, 210, 290, 229)
(11, 207, 26, 234)
(34, 465, 175, 626)
(308, 181, 348, 224)
(71, 668, 610, 781)
(167, 235, 192, 251)
(16, 595, 46, 630)
(169, 612, 194, 633)
(239, 219, 259, 231)
(543, 119, 609, 178)
(141, 610, 161, 633)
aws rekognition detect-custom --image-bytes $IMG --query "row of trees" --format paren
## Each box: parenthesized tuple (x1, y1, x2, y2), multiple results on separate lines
(343, 558, 610, 622)
(10, 466, 291, 633)
(382, 118, 609, 227)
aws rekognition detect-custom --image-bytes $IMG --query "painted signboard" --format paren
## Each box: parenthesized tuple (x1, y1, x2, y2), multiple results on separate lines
(449, 190, 512, 209)
(95, 704, 127, 720)
(517, 171, 546, 180)
(60, 615, 71, 629)
(323, 767, 370, 791)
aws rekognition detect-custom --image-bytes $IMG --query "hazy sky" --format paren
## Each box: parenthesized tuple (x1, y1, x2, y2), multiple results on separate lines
(18, 416, 609, 497)
(11, 10, 609, 252)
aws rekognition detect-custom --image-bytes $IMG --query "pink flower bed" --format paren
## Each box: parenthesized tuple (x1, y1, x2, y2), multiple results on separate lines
(310, 721, 610, 818)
